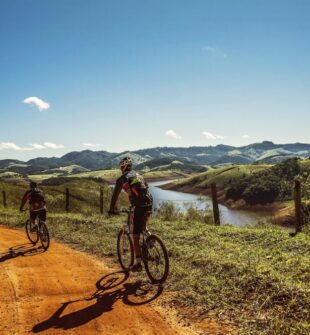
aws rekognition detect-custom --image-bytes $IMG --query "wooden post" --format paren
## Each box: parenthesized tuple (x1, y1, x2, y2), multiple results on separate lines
(211, 183, 220, 226)
(294, 180, 302, 233)
(100, 187, 104, 214)
(2, 190, 7, 208)
(65, 188, 70, 212)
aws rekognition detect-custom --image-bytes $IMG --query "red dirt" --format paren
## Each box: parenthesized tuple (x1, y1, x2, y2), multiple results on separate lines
(0, 226, 186, 335)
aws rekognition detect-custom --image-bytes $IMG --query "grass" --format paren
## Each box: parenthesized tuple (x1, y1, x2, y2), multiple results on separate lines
(173, 164, 271, 191)
(0, 177, 128, 214)
(0, 202, 309, 334)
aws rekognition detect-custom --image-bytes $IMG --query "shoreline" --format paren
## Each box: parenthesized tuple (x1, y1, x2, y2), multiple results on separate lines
(160, 181, 277, 212)
(160, 181, 296, 227)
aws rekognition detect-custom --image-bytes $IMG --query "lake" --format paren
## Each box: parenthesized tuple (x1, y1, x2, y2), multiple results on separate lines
(149, 180, 270, 227)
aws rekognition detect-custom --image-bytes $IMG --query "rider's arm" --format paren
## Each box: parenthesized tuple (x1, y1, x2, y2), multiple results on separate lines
(109, 177, 123, 212)
(20, 191, 29, 211)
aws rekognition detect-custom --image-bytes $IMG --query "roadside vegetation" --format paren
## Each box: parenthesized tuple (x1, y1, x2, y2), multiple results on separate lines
(0, 177, 309, 334)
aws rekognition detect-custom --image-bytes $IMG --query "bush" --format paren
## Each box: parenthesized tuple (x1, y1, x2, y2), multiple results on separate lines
(155, 202, 181, 221)
(226, 158, 301, 205)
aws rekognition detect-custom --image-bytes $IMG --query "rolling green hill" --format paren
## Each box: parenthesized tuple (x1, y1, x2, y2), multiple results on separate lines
(0, 141, 310, 176)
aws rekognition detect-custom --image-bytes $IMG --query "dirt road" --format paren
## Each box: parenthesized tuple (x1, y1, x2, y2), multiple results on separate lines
(0, 226, 187, 335)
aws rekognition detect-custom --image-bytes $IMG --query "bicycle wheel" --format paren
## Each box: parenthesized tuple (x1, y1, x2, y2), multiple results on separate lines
(39, 221, 50, 250)
(144, 234, 169, 284)
(25, 219, 39, 244)
(117, 230, 134, 271)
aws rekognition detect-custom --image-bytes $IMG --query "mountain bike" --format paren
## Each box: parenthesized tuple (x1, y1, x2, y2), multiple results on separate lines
(116, 208, 169, 284)
(24, 210, 50, 251)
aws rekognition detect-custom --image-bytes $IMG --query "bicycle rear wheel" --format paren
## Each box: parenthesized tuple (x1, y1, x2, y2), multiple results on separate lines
(39, 221, 50, 250)
(117, 229, 134, 271)
(25, 219, 39, 244)
(144, 234, 169, 284)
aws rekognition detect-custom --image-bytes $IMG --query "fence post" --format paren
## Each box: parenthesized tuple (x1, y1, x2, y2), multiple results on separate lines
(65, 188, 70, 213)
(2, 190, 7, 208)
(100, 187, 104, 214)
(294, 180, 302, 233)
(211, 183, 220, 226)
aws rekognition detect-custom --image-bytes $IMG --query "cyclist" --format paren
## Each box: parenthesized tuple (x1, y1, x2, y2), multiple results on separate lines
(20, 181, 47, 225)
(109, 156, 153, 272)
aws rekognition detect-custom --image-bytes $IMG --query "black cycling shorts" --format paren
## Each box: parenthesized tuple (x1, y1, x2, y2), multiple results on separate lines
(133, 206, 152, 234)
(30, 209, 47, 222)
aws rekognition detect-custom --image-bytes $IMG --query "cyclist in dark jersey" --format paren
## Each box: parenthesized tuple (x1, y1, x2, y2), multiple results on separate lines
(20, 181, 47, 223)
(109, 156, 153, 272)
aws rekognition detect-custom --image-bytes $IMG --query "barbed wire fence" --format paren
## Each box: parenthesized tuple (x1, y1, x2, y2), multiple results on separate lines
(1, 179, 309, 233)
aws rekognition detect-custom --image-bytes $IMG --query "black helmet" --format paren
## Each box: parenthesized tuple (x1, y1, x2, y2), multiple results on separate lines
(30, 181, 37, 189)
(119, 156, 132, 172)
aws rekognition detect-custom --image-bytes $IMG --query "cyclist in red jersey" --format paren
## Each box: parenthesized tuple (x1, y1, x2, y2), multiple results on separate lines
(109, 157, 153, 272)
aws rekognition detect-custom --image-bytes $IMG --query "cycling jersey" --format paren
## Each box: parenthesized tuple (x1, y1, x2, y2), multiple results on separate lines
(110, 170, 153, 210)
(21, 188, 47, 212)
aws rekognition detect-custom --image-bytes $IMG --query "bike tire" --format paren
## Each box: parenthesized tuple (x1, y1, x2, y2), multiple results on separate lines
(25, 219, 39, 244)
(39, 221, 50, 251)
(144, 234, 169, 284)
(117, 230, 134, 271)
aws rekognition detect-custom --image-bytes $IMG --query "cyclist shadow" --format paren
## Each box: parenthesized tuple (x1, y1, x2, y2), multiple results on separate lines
(32, 271, 163, 332)
(0, 243, 44, 263)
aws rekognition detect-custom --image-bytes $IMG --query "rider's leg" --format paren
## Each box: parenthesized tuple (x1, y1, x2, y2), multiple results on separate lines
(30, 211, 37, 231)
(131, 207, 144, 271)
(133, 234, 141, 264)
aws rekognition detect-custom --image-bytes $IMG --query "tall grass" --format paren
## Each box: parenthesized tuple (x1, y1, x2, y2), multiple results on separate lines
(0, 178, 309, 334)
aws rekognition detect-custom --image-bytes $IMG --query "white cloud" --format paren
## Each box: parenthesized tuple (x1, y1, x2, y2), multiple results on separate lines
(0, 142, 64, 151)
(82, 143, 101, 148)
(43, 142, 65, 149)
(202, 131, 224, 140)
(23, 96, 50, 111)
(30, 143, 46, 150)
(0, 142, 26, 151)
(202, 45, 228, 59)
(242, 134, 250, 139)
(165, 130, 182, 140)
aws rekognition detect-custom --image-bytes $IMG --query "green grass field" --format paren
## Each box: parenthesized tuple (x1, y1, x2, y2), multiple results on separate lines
(26, 168, 184, 183)
(176, 164, 270, 188)
(0, 177, 309, 334)
(0, 206, 309, 335)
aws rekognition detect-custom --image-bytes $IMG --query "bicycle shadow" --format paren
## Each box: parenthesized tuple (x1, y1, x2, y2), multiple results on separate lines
(32, 271, 163, 332)
(0, 243, 44, 263)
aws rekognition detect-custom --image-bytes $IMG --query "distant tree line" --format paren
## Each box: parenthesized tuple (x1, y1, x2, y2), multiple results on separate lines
(226, 158, 301, 205)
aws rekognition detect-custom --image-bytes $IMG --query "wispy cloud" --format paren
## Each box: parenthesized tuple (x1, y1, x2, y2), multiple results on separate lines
(22, 96, 50, 111)
(202, 131, 225, 140)
(202, 45, 228, 59)
(165, 129, 182, 140)
(30, 144, 46, 150)
(43, 142, 65, 149)
(0, 142, 30, 151)
(242, 134, 250, 139)
(0, 142, 64, 151)
(82, 143, 101, 148)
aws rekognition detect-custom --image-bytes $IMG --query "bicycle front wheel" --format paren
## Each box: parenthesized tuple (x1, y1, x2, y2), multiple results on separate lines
(144, 234, 169, 284)
(117, 230, 134, 271)
(25, 219, 39, 244)
(39, 221, 50, 250)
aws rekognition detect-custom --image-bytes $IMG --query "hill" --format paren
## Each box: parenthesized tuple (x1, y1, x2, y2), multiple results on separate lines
(0, 141, 310, 176)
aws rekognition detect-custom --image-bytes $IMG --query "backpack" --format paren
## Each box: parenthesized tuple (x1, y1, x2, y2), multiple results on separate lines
(126, 171, 153, 207)
(29, 189, 45, 204)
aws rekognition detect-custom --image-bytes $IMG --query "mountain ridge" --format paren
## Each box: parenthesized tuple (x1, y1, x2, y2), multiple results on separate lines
(0, 141, 309, 175)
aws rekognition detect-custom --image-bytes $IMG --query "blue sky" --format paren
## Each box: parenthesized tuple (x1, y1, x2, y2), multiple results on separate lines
(0, 0, 309, 160)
